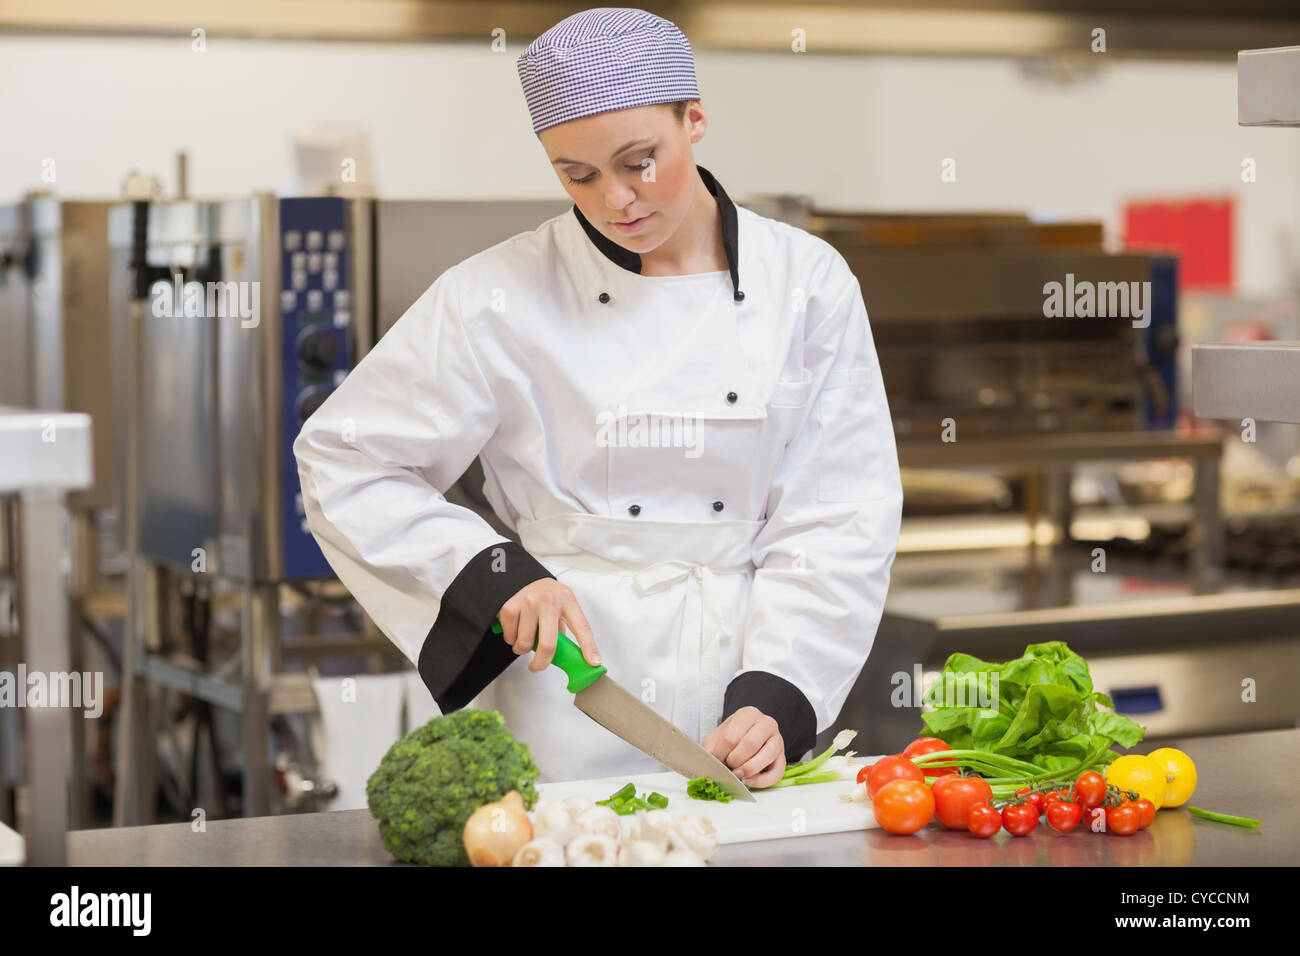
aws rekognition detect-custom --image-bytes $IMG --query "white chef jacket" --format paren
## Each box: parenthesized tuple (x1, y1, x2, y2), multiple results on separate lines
(293, 165, 903, 783)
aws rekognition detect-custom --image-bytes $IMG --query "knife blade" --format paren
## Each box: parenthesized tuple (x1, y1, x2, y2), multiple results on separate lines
(573, 674, 755, 802)
(491, 619, 757, 802)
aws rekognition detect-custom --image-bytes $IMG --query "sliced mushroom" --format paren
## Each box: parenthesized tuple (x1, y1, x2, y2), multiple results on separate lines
(512, 838, 566, 868)
(667, 815, 719, 860)
(616, 839, 666, 867)
(624, 808, 673, 851)
(532, 801, 577, 846)
(575, 804, 622, 841)
(566, 833, 619, 867)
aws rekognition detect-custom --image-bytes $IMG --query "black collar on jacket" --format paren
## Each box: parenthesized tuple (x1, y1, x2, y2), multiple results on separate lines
(570, 164, 743, 302)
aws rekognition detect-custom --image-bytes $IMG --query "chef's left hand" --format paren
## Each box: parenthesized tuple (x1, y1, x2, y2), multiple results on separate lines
(702, 706, 786, 789)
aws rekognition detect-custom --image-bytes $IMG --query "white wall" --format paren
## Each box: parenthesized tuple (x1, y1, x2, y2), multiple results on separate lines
(1, 34, 1295, 295)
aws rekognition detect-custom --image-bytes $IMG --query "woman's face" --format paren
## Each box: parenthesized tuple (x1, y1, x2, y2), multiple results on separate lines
(539, 101, 705, 254)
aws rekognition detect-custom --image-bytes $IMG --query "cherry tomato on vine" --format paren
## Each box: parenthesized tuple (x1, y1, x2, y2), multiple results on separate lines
(1132, 798, 1157, 829)
(932, 774, 994, 830)
(967, 801, 1002, 838)
(1075, 771, 1107, 810)
(1015, 788, 1044, 813)
(1002, 802, 1039, 836)
(1046, 799, 1082, 833)
(1106, 801, 1141, 836)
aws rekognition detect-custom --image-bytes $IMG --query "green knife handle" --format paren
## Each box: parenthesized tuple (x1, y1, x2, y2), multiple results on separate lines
(490, 618, 607, 693)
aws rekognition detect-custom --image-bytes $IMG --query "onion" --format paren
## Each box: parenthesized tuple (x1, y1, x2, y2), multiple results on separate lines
(841, 781, 869, 803)
(462, 790, 533, 867)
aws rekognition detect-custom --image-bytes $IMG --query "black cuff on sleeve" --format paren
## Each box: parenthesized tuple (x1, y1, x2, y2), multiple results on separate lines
(417, 541, 555, 713)
(722, 671, 818, 765)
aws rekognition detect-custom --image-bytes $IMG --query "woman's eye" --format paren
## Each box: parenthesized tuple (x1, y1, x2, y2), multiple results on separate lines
(566, 152, 653, 185)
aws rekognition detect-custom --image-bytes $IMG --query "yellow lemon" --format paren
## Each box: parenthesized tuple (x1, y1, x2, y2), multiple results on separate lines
(1147, 747, 1197, 808)
(1105, 754, 1166, 810)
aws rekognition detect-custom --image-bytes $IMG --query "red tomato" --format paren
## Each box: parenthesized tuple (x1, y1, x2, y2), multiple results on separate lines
(967, 801, 1001, 838)
(855, 763, 875, 784)
(1041, 789, 1064, 805)
(1046, 799, 1082, 833)
(1107, 802, 1141, 836)
(1015, 788, 1044, 814)
(867, 755, 925, 800)
(1132, 798, 1156, 830)
(903, 737, 957, 777)
(932, 775, 994, 830)
(871, 780, 935, 835)
(1075, 771, 1107, 810)
(1001, 802, 1039, 836)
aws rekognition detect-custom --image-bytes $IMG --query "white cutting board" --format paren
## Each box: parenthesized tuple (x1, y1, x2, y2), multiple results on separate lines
(0, 819, 23, 866)
(535, 759, 884, 844)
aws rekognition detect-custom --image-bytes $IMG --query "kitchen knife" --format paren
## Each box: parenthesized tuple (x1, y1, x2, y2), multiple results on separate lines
(490, 619, 757, 802)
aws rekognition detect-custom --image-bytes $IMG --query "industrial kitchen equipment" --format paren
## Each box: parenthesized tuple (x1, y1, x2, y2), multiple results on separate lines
(0, 196, 122, 833)
(822, 46, 1300, 758)
(106, 195, 571, 821)
(0, 405, 93, 864)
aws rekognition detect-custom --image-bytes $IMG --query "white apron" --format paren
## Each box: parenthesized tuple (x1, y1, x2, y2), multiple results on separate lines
(471, 511, 762, 783)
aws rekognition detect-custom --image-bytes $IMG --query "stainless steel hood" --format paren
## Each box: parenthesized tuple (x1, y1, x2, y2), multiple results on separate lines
(2, 1, 1297, 59)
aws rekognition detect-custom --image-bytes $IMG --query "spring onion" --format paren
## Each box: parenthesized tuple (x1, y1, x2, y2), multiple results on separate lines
(686, 777, 733, 803)
(596, 782, 669, 814)
(1186, 805, 1261, 828)
(767, 729, 859, 789)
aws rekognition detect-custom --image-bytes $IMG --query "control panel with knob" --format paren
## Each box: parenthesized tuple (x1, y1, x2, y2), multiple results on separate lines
(295, 326, 342, 372)
(279, 197, 355, 578)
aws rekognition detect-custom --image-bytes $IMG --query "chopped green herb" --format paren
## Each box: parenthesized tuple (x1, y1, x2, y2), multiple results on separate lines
(596, 782, 670, 815)
(687, 777, 733, 803)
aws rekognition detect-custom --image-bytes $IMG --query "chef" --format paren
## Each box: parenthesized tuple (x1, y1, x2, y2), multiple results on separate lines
(293, 6, 903, 787)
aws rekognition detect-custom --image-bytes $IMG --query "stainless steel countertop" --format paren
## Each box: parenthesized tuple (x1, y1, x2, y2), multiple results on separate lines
(67, 728, 1297, 866)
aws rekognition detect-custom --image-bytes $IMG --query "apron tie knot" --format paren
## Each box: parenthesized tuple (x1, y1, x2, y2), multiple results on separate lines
(632, 560, 731, 740)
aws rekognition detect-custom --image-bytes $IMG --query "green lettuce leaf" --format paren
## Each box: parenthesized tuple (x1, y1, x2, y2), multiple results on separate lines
(919, 641, 1145, 771)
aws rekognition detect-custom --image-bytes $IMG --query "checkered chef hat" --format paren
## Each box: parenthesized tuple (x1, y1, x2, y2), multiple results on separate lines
(517, 7, 700, 135)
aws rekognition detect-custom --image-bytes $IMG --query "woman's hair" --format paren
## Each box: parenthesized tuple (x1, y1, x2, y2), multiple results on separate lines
(664, 100, 690, 120)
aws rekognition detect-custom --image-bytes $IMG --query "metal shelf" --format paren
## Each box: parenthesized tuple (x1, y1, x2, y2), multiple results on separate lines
(0, 406, 92, 492)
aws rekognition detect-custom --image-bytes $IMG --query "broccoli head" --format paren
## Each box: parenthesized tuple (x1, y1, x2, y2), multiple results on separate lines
(366, 708, 540, 866)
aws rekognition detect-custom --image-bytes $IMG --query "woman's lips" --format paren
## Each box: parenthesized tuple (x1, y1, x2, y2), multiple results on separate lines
(612, 213, 652, 233)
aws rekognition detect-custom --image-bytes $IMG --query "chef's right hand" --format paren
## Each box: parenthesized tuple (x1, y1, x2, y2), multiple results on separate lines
(497, 580, 602, 673)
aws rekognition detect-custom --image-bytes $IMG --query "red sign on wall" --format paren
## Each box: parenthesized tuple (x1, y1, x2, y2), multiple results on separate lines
(1123, 197, 1233, 292)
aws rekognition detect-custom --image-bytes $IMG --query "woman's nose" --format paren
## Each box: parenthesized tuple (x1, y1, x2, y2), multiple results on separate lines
(603, 185, 636, 210)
